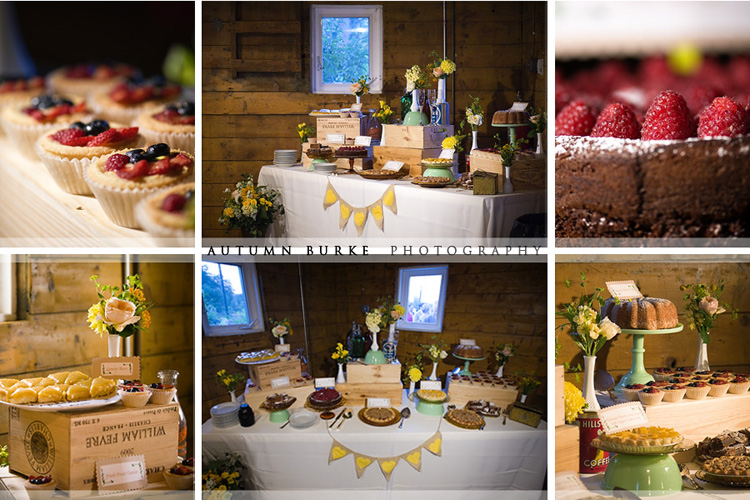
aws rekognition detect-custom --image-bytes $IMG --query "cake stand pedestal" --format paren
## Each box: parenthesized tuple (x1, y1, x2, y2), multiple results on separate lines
(333, 156, 360, 175)
(453, 354, 486, 377)
(268, 408, 290, 423)
(614, 324, 683, 392)
(304, 151, 334, 171)
(492, 122, 530, 149)
(414, 392, 447, 416)
(602, 453, 682, 496)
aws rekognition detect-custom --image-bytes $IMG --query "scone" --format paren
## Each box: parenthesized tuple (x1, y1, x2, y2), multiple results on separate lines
(137, 101, 194, 154)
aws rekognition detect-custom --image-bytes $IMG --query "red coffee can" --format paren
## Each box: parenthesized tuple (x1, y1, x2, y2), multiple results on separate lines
(578, 411, 610, 473)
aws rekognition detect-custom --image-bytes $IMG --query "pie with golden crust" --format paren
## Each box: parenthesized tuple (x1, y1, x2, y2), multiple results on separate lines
(416, 389, 447, 403)
(703, 456, 750, 476)
(362, 407, 398, 424)
(445, 408, 485, 429)
(598, 426, 682, 447)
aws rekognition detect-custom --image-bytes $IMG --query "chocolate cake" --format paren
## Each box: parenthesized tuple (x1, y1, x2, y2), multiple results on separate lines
(601, 296, 678, 330)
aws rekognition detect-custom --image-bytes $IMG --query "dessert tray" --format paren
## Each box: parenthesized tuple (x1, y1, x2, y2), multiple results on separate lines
(235, 350, 280, 365)
(0, 394, 120, 412)
(411, 176, 454, 188)
(444, 408, 485, 430)
(465, 400, 502, 417)
(260, 393, 296, 412)
(357, 169, 406, 180)
(358, 407, 401, 427)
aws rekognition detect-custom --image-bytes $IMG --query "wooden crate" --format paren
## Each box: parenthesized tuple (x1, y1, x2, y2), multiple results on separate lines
(372, 146, 443, 177)
(243, 381, 315, 411)
(345, 362, 401, 384)
(301, 142, 372, 170)
(555, 424, 579, 473)
(248, 357, 302, 391)
(445, 377, 518, 407)
(9, 403, 179, 490)
(315, 117, 367, 142)
(382, 124, 454, 149)
(335, 382, 403, 406)
(554, 365, 565, 427)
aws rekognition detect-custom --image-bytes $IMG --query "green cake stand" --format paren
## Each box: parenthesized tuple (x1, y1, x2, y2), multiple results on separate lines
(491, 122, 530, 149)
(614, 324, 683, 392)
(453, 354, 486, 377)
(415, 391, 447, 416)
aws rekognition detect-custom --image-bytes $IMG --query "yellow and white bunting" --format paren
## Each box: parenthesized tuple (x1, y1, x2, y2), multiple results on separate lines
(323, 180, 397, 235)
(401, 448, 422, 471)
(353, 453, 375, 478)
(328, 440, 351, 464)
(424, 431, 443, 457)
(378, 457, 400, 481)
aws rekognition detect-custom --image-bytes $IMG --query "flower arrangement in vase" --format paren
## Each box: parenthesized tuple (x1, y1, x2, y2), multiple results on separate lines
(372, 100, 394, 125)
(518, 375, 541, 404)
(364, 297, 406, 365)
(203, 453, 246, 495)
(557, 273, 621, 411)
(219, 174, 284, 238)
(404, 65, 430, 125)
(216, 369, 245, 404)
(270, 318, 292, 345)
(331, 342, 350, 384)
(493, 342, 516, 378)
(527, 106, 547, 154)
(350, 75, 370, 104)
(681, 281, 737, 371)
(461, 95, 483, 155)
(426, 51, 457, 82)
(406, 366, 422, 400)
(87, 274, 153, 357)
(419, 336, 448, 380)
(296, 122, 316, 143)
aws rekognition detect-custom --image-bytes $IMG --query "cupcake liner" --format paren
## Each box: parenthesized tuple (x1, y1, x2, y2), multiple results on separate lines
(91, 95, 158, 126)
(685, 385, 712, 400)
(622, 388, 641, 401)
(150, 388, 177, 405)
(1, 118, 57, 160)
(139, 129, 195, 155)
(662, 388, 686, 402)
(729, 381, 750, 395)
(35, 143, 94, 195)
(637, 390, 664, 406)
(163, 471, 194, 490)
(708, 384, 730, 398)
(119, 389, 152, 408)
(83, 171, 165, 228)
(653, 372, 674, 382)
(134, 196, 194, 247)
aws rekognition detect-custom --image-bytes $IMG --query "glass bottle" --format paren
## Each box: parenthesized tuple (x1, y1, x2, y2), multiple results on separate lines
(400, 88, 413, 121)
(158, 369, 188, 458)
(297, 347, 309, 377)
(238, 403, 255, 427)
(346, 321, 357, 356)
(352, 323, 366, 359)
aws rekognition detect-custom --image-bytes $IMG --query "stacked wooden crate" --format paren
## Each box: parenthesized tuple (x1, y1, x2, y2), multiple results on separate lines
(336, 362, 403, 406)
(373, 125, 453, 177)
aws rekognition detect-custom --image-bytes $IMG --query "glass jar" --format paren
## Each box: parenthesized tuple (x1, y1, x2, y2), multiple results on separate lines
(158, 369, 188, 458)
(239, 403, 255, 427)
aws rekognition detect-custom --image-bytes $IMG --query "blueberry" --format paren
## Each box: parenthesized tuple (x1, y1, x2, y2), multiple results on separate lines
(185, 189, 195, 202)
(165, 103, 179, 112)
(150, 383, 159, 389)
(125, 149, 146, 163)
(85, 119, 109, 136)
(178, 101, 194, 116)
(147, 143, 170, 158)
(70, 121, 86, 130)
(143, 75, 165, 87)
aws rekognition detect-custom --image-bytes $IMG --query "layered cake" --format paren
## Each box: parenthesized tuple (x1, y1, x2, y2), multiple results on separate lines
(601, 297, 678, 330)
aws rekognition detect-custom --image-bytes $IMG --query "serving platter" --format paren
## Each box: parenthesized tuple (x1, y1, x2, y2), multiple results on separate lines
(0, 394, 120, 412)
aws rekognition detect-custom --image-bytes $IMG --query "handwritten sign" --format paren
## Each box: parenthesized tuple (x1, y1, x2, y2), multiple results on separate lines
(270, 376, 291, 389)
(96, 455, 148, 492)
(459, 339, 476, 346)
(606, 280, 644, 301)
(597, 401, 648, 434)
(274, 344, 291, 353)
(315, 377, 336, 389)
(439, 149, 455, 159)
(420, 380, 442, 391)
(350, 103, 363, 112)
(382, 161, 404, 172)
(509, 102, 529, 112)
(354, 135, 372, 146)
(326, 133, 345, 143)
(366, 398, 391, 408)
(92, 357, 140, 380)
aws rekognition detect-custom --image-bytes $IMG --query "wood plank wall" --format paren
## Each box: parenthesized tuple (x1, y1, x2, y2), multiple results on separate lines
(0, 257, 195, 457)
(202, 262, 547, 421)
(202, 1, 548, 238)
(556, 261, 750, 385)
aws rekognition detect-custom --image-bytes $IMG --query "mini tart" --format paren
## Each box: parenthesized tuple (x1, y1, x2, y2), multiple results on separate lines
(92, 83, 181, 125)
(84, 149, 194, 228)
(150, 386, 176, 405)
(0, 77, 46, 111)
(652, 368, 674, 382)
(47, 63, 136, 97)
(622, 384, 646, 401)
(134, 182, 195, 246)
(729, 377, 750, 395)
(118, 388, 152, 408)
(637, 387, 664, 406)
(35, 122, 140, 195)
(708, 379, 730, 398)
(0, 96, 90, 158)
(685, 381, 712, 400)
(163, 465, 194, 490)
(137, 104, 195, 154)
(661, 385, 686, 402)
(24, 476, 57, 499)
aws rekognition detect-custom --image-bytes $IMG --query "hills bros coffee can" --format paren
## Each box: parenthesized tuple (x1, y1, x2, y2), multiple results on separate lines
(579, 411, 610, 473)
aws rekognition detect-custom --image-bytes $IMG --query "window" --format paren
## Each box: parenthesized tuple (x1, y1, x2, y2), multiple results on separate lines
(202, 261, 264, 336)
(311, 4, 383, 94)
(0, 255, 15, 322)
(396, 265, 449, 333)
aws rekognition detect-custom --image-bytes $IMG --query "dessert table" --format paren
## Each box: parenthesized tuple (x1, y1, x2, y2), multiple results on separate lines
(254, 165, 545, 245)
(203, 392, 546, 494)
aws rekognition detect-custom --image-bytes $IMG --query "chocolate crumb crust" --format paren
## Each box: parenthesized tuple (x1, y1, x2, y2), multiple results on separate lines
(555, 135, 750, 239)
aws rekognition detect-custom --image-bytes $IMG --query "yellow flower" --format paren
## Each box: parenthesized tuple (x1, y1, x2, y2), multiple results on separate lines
(230, 472, 239, 478)
(87, 302, 108, 336)
(221, 472, 229, 479)
(408, 367, 422, 383)
(223, 207, 235, 218)
(440, 59, 456, 74)
(564, 381, 587, 423)
(140, 310, 151, 329)
(442, 136, 459, 150)
(217, 369, 226, 377)
(129, 288, 146, 303)
(218, 485, 227, 491)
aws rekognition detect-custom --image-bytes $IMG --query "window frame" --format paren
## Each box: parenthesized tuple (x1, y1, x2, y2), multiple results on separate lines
(310, 4, 384, 94)
(0, 255, 16, 322)
(201, 261, 265, 337)
(396, 265, 449, 333)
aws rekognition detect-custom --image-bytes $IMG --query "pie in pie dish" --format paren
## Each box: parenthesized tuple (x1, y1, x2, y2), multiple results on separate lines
(702, 456, 750, 477)
(361, 407, 398, 425)
(445, 408, 485, 429)
(416, 389, 447, 403)
(598, 426, 682, 447)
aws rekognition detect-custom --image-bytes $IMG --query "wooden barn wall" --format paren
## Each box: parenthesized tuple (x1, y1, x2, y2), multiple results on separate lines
(202, 262, 547, 422)
(0, 257, 195, 456)
(555, 261, 750, 385)
(202, 1, 548, 238)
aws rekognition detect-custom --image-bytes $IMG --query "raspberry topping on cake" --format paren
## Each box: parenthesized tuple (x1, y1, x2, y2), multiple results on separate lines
(590, 103, 641, 139)
(23, 95, 87, 123)
(641, 90, 696, 140)
(555, 100, 597, 136)
(51, 120, 138, 147)
(698, 96, 747, 138)
(109, 77, 180, 105)
(154, 101, 195, 125)
(105, 144, 192, 180)
(0, 76, 44, 94)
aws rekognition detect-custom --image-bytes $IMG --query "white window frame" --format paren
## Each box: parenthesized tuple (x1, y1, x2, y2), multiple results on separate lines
(0, 255, 16, 322)
(396, 265, 449, 333)
(202, 261, 265, 337)
(311, 4, 383, 94)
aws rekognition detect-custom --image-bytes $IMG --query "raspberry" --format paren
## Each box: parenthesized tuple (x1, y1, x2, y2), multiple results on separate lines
(117, 127, 139, 140)
(698, 96, 747, 138)
(162, 193, 186, 213)
(116, 159, 150, 180)
(86, 129, 120, 147)
(684, 84, 722, 118)
(51, 128, 85, 145)
(641, 90, 696, 140)
(590, 103, 641, 139)
(170, 153, 192, 168)
(555, 100, 597, 136)
(148, 157, 173, 175)
(105, 154, 130, 171)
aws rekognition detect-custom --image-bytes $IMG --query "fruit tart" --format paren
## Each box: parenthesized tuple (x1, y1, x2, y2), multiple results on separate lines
(36, 120, 141, 195)
(0, 94, 90, 158)
(708, 379, 730, 398)
(685, 380, 712, 400)
(47, 62, 138, 97)
(84, 143, 194, 228)
(25, 474, 56, 499)
(135, 182, 195, 246)
(92, 77, 181, 124)
(0, 76, 46, 111)
(661, 384, 686, 403)
(148, 382, 176, 405)
(137, 101, 195, 154)
(621, 383, 646, 401)
(637, 387, 664, 406)
(163, 458, 195, 490)
(118, 384, 152, 408)
(729, 376, 750, 395)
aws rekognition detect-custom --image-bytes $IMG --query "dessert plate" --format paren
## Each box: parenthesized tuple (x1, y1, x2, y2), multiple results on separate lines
(357, 170, 406, 180)
(411, 177, 454, 188)
(0, 394, 120, 412)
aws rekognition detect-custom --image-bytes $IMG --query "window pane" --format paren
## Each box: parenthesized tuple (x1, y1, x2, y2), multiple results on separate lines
(321, 17, 369, 84)
(201, 262, 250, 326)
(405, 275, 443, 325)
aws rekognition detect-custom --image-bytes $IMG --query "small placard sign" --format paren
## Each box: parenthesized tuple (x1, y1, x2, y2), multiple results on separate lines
(271, 376, 291, 389)
(459, 338, 476, 346)
(350, 103, 363, 112)
(326, 133, 346, 143)
(606, 280, 644, 301)
(439, 149, 455, 159)
(367, 398, 391, 408)
(315, 377, 336, 389)
(96, 455, 148, 492)
(509, 102, 529, 112)
(275, 344, 291, 353)
(354, 135, 372, 146)
(382, 160, 404, 172)
(420, 380, 442, 391)
(597, 401, 648, 434)
(92, 357, 140, 380)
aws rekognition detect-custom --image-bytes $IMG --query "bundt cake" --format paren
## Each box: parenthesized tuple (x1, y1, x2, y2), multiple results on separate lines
(601, 297, 678, 330)
(453, 344, 485, 359)
(492, 110, 529, 125)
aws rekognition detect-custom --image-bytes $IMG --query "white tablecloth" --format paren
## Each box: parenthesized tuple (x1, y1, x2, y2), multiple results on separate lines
(203, 393, 547, 494)
(256, 166, 545, 246)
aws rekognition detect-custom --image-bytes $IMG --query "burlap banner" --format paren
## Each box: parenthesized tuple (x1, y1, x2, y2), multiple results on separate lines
(323, 180, 397, 235)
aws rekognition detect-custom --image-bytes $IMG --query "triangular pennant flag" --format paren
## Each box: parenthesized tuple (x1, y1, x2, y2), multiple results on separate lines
(323, 180, 339, 210)
(353, 208, 368, 236)
(424, 431, 442, 457)
(368, 199, 385, 231)
(401, 447, 422, 471)
(353, 453, 375, 478)
(377, 457, 400, 482)
(382, 185, 398, 215)
(328, 440, 351, 464)
(339, 201, 353, 230)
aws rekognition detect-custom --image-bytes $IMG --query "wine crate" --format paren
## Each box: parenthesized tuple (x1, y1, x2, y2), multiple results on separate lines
(315, 117, 367, 142)
(555, 424, 580, 473)
(345, 362, 401, 384)
(555, 365, 565, 427)
(243, 380, 315, 411)
(247, 356, 302, 391)
(9, 403, 179, 490)
(372, 146, 442, 177)
(335, 382, 403, 406)
(381, 124, 454, 149)
(445, 377, 518, 407)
